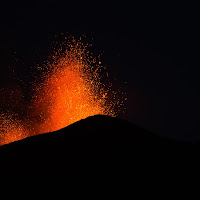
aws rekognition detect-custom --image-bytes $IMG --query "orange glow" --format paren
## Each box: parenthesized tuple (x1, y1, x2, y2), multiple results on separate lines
(0, 36, 123, 146)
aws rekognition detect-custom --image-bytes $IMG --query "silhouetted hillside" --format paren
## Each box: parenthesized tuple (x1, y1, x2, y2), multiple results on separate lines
(0, 115, 199, 175)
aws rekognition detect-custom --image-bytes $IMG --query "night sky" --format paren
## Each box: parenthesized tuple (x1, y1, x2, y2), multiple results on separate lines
(1, 1, 200, 141)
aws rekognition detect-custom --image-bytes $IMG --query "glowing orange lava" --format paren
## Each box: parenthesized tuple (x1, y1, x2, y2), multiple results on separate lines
(0, 36, 123, 146)
(31, 55, 108, 134)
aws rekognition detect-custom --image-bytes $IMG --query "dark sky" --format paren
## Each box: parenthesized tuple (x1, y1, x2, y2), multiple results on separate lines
(1, 1, 200, 141)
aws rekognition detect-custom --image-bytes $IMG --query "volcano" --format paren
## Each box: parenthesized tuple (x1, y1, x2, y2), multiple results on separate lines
(0, 115, 199, 176)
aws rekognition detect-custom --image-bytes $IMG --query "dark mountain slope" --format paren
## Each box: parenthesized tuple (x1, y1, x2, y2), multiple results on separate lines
(0, 115, 199, 174)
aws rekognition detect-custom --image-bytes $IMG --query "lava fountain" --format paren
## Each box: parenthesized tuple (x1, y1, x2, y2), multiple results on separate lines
(0, 113, 28, 146)
(0, 36, 124, 146)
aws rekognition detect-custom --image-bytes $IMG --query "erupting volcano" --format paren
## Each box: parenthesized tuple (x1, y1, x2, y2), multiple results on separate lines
(0, 36, 125, 146)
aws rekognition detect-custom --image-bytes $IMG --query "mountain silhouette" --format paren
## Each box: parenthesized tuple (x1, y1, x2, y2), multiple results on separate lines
(0, 115, 199, 176)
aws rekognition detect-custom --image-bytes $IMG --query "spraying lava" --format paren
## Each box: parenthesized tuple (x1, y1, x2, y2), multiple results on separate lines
(0, 36, 124, 146)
